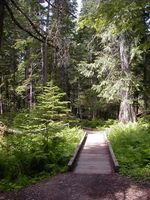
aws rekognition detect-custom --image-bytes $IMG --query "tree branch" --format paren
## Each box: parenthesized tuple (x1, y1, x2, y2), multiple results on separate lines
(4, 1, 45, 43)
(4, 0, 56, 48)
(9, 0, 47, 39)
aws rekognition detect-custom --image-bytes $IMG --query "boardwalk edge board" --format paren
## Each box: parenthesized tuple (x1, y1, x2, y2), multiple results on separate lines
(104, 130, 120, 173)
(68, 131, 87, 171)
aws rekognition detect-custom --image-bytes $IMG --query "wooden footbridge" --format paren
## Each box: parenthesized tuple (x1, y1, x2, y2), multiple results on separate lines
(68, 130, 119, 174)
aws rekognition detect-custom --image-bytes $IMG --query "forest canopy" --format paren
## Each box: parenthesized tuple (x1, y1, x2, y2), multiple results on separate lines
(0, 0, 150, 122)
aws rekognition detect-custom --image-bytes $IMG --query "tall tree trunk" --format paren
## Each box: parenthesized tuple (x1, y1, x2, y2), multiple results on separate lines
(60, 40, 70, 96)
(25, 66, 29, 108)
(0, 75, 3, 114)
(119, 33, 136, 123)
(143, 64, 148, 113)
(12, 50, 17, 109)
(41, 41, 48, 85)
(0, 0, 5, 49)
(24, 48, 33, 110)
(133, 91, 139, 119)
(25, 64, 34, 111)
(92, 110, 96, 120)
(28, 65, 33, 111)
(51, 0, 71, 96)
(0, 98, 3, 115)
(41, 2, 50, 86)
(119, 90, 136, 123)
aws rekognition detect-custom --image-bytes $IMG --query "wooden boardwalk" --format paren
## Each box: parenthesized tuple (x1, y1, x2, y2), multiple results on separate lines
(74, 131, 113, 174)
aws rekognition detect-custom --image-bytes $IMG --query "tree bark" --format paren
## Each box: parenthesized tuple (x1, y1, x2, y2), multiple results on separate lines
(119, 90, 136, 123)
(41, 42, 48, 85)
(133, 91, 139, 118)
(51, 1, 71, 96)
(28, 66, 33, 110)
(143, 64, 148, 113)
(0, 0, 5, 49)
(12, 49, 17, 109)
(41, 2, 51, 86)
(24, 48, 34, 110)
(0, 75, 4, 115)
(119, 33, 136, 123)
(60, 41, 70, 95)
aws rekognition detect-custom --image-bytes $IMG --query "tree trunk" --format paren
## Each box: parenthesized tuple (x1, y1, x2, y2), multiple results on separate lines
(119, 32, 136, 123)
(51, 1, 71, 96)
(143, 64, 148, 113)
(0, 75, 3, 114)
(92, 110, 96, 120)
(119, 90, 136, 123)
(133, 91, 139, 119)
(28, 66, 33, 111)
(41, 2, 50, 86)
(0, 0, 5, 49)
(41, 41, 48, 85)
(0, 97, 3, 115)
(12, 49, 17, 109)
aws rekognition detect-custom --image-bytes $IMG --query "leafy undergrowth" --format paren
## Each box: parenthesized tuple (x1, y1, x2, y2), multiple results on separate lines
(0, 127, 83, 191)
(108, 122, 150, 181)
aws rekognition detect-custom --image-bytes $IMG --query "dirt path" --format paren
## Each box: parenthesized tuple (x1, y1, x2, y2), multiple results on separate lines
(0, 173, 150, 200)
(74, 131, 113, 174)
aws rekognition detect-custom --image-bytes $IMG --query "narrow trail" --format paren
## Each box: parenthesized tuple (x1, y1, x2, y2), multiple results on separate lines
(74, 131, 113, 174)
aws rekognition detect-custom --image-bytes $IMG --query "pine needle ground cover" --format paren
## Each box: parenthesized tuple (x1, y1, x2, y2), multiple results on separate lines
(108, 122, 150, 181)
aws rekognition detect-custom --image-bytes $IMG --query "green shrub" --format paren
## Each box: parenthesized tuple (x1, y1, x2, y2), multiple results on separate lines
(0, 83, 84, 191)
(0, 127, 83, 191)
(108, 122, 150, 181)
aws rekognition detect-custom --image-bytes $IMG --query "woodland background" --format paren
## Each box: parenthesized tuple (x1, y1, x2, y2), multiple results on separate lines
(0, 0, 150, 191)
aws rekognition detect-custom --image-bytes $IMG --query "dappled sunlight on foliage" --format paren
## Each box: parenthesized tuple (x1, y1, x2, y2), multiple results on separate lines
(0, 127, 83, 191)
(108, 121, 150, 181)
(0, 82, 84, 191)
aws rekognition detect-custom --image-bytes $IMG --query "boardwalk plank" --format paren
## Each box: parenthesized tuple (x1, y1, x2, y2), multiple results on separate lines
(74, 131, 113, 174)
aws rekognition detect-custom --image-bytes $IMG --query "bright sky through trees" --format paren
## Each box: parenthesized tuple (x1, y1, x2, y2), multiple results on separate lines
(77, 0, 82, 15)
(41, 0, 82, 17)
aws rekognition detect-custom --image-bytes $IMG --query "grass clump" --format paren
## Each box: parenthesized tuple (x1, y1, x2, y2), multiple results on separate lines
(108, 122, 150, 181)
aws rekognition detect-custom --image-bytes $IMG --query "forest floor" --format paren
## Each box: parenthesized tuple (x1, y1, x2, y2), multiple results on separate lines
(0, 173, 150, 200)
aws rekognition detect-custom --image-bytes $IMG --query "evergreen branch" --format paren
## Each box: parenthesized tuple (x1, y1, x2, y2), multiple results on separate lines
(4, 0, 57, 49)
(4, 2, 44, 43)
(9, 0, 47, 39)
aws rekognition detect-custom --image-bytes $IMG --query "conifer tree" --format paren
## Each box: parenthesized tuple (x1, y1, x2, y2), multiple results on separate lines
(13, 82, 70, 132)
(35, 82, 70, 126)
(78, 0, 150, 122)
(51, 0, 77, 95)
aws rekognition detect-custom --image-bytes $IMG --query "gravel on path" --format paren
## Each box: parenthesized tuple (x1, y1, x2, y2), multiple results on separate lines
(0, 173, 150, 200)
